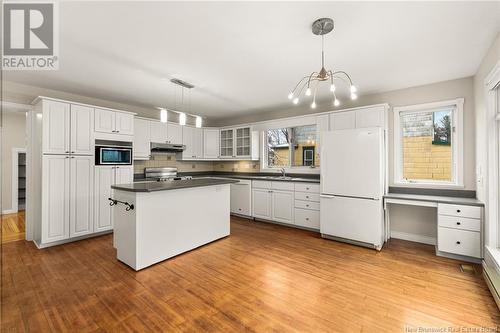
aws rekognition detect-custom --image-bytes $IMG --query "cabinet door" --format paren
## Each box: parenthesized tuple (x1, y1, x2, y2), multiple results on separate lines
(230, 181, 251, 216)
(115, 112, 134, 135)
(330, 111, 355, 130)
(94, 166, 115, 232)
(193, 127, 204, 158)
(182, 126, 195, 159)
(94, 108, 116, 133)
(69, 155, 94, 237)
(70, 104, 94, 155)
(355, 106, 385, 128)
(133, 118, 151, 159)
(167, 123, 183, 144)
(42, 155, 70, 243)
(235, 127, 251, 157)
(150, 121, 167, 143)
(220, 129, 234, 158)
(203, 128, 220, 159)
(42, 100, 70, 154)
(115, 166, 134, 185)
(272, 190, 294, 224)
(252, 189, 272, 219)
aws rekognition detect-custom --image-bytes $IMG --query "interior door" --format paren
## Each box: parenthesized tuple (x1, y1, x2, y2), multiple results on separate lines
(321, 128, 382, 199)
(42, 100, 70, 154)
(42, 155, 70, 243)
(320, 195, 383, 247)
(70, 155, 94, 237)
(70, 104, 94, 155)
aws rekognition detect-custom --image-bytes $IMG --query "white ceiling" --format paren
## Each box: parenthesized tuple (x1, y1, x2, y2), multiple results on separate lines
(5, 1, 500, 120)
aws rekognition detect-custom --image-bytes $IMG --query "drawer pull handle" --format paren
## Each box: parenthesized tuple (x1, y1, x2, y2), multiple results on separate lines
(305, 218, 309, 221)
(456, 222, 461, 225)
(306, 187, 310, 190)
(306, 196, 309, 199)
(456, 241, 461, 245)
(306, 204, 309, 207)
(456, 209, 461, 213)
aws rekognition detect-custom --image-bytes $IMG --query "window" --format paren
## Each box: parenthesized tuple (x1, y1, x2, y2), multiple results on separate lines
(266, 124, 319, 169)
(393, 98, 463, 187)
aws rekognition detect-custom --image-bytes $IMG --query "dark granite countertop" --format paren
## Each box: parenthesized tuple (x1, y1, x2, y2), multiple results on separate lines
(113, 177, 239, 192)
(133, 172, 320, 184)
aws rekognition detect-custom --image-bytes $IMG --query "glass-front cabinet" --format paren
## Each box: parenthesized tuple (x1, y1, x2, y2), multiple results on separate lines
(235, 127, 251, 157)
(220, 126, 254, 159)
(220, 128, 234, 158)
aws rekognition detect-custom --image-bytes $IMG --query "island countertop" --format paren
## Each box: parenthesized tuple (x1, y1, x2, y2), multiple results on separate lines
(111, 177, 239, 192)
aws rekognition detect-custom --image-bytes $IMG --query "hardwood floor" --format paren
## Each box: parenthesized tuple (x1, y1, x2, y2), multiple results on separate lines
(1, 215, 499, 332)
(1, 211, 25, 244)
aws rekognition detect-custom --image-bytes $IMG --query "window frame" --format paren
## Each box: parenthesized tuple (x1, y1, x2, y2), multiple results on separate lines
(393, 98, 464, 188)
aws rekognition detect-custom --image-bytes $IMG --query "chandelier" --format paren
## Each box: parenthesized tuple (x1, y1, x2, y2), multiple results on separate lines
(287, 18, 357, 109)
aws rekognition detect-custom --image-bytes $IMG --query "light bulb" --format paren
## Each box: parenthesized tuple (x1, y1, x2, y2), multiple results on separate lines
(160, 109, 167, 123)
(311, 101, 316, 109)
(350, 85, 357, 93)
(351, 93, 357, 100)
(288, 92, 294, 100)
(293, 97, 299, 105)
(305, 87, 311, 96)
(334, 99, 340, 106)
(330, 84, 336, 92)
(195, 116, 202, 128)
(179, 112, 186, 126)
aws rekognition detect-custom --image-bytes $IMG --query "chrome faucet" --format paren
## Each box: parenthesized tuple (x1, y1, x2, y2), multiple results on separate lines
(280, 167, 286, 177)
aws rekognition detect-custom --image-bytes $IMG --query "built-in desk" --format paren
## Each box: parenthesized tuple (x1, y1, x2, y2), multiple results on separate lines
(384, 193, 484, 263)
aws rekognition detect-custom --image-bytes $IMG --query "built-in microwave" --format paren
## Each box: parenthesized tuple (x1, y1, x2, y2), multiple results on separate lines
(95, 145, 132, 165)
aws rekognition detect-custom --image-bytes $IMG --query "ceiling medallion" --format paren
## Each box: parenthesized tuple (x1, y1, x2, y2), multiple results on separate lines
(288, 18, 357, 109)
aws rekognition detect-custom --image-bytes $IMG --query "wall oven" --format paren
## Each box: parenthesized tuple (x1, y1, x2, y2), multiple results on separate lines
(95, 143, 132, 165)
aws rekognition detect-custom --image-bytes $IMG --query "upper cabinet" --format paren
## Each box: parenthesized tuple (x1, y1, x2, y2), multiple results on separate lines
(219, 126, 259, 160)
(329, 105, 386, 130)
(167, 123, 183, 144)
(182, 126, 203, 160)
(150, 121, 167, 143)
(70, 104, 94, 155)
(133, 118, 151, 160)
(95, 108, 134, 135)
(203, 128, 220, 159)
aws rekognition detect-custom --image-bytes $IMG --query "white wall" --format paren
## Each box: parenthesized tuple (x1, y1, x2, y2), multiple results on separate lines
(1, 111, 27, 213)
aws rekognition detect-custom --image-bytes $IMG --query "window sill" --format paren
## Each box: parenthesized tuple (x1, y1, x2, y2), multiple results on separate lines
(392, 181, 465, 190)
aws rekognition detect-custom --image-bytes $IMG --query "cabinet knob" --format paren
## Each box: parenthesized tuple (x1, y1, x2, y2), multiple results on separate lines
(306, 204, 309, 207)
(456, 209, 461, 213)
(306, 187, 310, 190)
(65, 151, 69, 153)
(238, 208, 241, 211)
(306, 196, 309, 199)
(456, 222, 461, 225)
(305, 218, 309, 221)
(456, 241, 461, 245)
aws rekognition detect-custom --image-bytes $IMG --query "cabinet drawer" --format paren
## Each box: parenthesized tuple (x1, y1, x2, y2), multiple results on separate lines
(294, 208, 320, 229)
(252, 180, 271, 189)
(438, 204, 481, 219)
(294, 183, 320, 193)
(294, 192, 320, 202)
(438, 215, 480, 232)
(271, 181, 294, 191)
(438, 227, 480, 258)
(295, 200, 320, 211)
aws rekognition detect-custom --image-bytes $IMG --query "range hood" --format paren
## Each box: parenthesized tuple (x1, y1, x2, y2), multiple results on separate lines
(150, 142, 185, 153)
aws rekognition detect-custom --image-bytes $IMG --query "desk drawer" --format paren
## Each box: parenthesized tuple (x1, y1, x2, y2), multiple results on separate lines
(295, 200, 320, 210)
(438, 215, 480, 232)
(294, 192, 320, 202)
(438, 204, 481, 219)
(294, 183, 320, 193)
(294, 208, 320, 229)
(438, 227, 480, 258)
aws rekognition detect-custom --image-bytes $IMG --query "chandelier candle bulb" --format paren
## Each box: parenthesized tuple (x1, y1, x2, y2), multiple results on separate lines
(305, 87, 312, 96)
(350, 85, 357, 93)
(334, 99, 340, 106)
(330, 84, 336, 92)
(288, 92, 294, 99)
(311, 101, 317, 109)
(293, 97, 299, 105)
(351, 93, 357, 100)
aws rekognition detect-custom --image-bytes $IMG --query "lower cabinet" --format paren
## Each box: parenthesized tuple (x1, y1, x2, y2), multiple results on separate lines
(252, 188, 272, 220)
(252, 181, 294, 224)
(42, 154, 94, 243)
(294, 208, 320, 229)
(94, 166, 134, 232)
(272, 190, 294, 223)
(230, 179, 252, 216)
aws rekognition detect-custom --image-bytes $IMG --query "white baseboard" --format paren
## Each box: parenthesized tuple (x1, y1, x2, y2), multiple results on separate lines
(390, 231, 436, 245)
(1, 209, 16, 215)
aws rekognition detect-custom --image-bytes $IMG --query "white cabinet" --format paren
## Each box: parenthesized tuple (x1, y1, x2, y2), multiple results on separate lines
(220, 126, 259, 160)
(70, 104, 94, 155)
(42, 155, 70, 243)
(329, 106, 386, 130)
(69, 155, 94, 237)
(95, 108, 134, 135)
(94, 166, 133, 232)
(42, 100, 70, 154)
(230, 179, 252, 216)
(330, 111, 355, 130)
(252, 188, 272, 220)
(182, 126, 203, 159)
(272, 190, 294, 223)
(203, 128, 220, 159)
(150, 121, 167, 143)
(294, 182, 320, 230)
(167, 123, 183, 144)
(133, 118, 151, 160)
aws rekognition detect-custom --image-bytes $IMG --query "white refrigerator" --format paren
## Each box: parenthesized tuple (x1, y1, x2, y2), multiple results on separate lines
(320, 127, 385, 250)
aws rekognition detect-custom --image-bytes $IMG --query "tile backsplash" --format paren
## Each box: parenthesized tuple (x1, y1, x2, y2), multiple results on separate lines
(213, 161, 260, 173)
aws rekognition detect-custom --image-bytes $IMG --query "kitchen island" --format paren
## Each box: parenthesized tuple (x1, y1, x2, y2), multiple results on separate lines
(111, 177, 239, 270)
